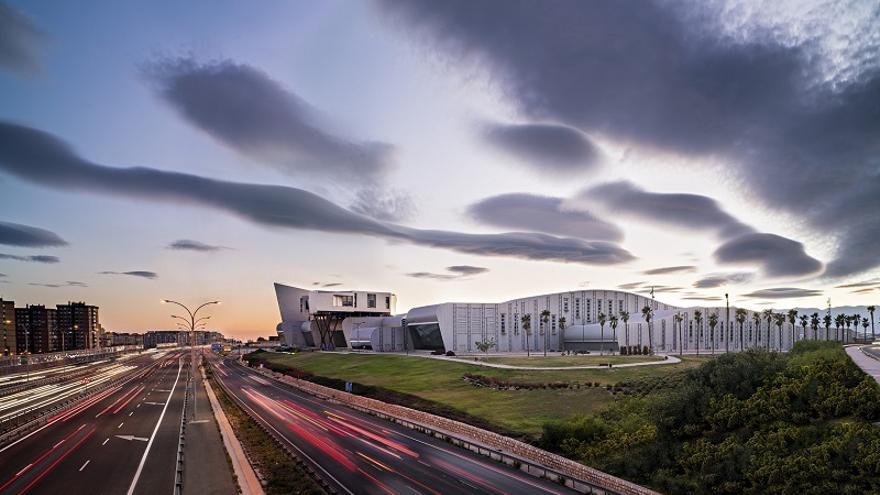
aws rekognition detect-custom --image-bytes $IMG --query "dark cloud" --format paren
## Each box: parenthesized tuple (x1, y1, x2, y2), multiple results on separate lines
(693, 272, 754, 289)
(407, 264, 489, 281)
(0, 272, 6, 277)
(713, 234, 822, 278)
(30, 280, 86, 288)
(682, 296, 724, 301)
(381, 0, 880, 278)
(741, 288, 823, 299)
(322, 282, 343, 288)
(144, 57, 393, 185)
(0, 2, 44, 73)
(642, 265, 696, 275)
(99, 270, 158, 280)
(585, 181, 753, 239)
(0, 253, 59, 263)
(481, 122, 599, 173)
(467, 193, 622, 242)
(850, 287, 879, 295)
(446, 265, 489, 276)
(167, 239, 226, 252)
(637, 286, 684, 294)
(350, 188, 415, 222)
(834, 278, 880, 289)
(618, 281, 644, 290)
(0, 220, 67, 247)
(0, 122, 635, 267)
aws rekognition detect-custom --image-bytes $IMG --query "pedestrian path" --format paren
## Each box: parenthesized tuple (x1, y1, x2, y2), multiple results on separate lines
(846, 345, 880, 384)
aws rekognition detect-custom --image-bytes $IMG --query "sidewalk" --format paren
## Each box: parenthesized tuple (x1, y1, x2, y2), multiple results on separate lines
(181, 360, 238, 495)
(845, 345, 880, 384)
(325, 350, 682, 370)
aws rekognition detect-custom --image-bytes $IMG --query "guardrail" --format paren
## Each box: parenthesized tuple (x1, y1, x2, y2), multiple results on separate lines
(245, 362, 659, 495)
(174, 362, 190, 495)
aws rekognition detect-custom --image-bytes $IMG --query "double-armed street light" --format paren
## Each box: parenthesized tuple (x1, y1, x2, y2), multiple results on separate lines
(162, 299, 220, 421)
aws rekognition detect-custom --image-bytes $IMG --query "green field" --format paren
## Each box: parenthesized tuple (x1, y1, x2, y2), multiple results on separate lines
(464, 354, 665, 367)
(249, 351, 708, 436)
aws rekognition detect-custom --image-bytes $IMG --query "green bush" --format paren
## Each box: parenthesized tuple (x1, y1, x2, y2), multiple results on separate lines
(541, 343, 880, 494)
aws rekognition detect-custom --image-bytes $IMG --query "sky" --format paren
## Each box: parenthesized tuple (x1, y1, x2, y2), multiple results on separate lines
(0, 0, 878, 340)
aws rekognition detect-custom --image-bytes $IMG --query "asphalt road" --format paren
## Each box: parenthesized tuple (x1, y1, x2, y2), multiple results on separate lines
(210, 355, 581, 495)
(0, 351, 188, 495)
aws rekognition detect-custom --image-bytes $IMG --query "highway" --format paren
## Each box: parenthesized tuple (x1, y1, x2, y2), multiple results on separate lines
(0, 351, 187, 495)
(210, 355, 581, 495)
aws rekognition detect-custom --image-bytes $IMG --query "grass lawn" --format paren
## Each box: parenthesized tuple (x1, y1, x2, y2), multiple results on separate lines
(252, 351, 711, 437)
(465, 354, 665, 367)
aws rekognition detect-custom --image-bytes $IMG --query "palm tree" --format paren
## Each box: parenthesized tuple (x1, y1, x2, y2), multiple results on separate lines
(868, 305, 876, 342)
(810, 312, 820, 341)
(674, 313, 684, 356)
(620, 310, 630, 351)
(774, 313, 785, 350)
(843, 315, 852, 343)
(521, 314, 532, 356)
(558, 316, 566, 353)
(787, 309, 798, 348)
(799, 314, 808, 346)
(708, 312, 718, 355)
(641, 305, 654, 354)
(693, 310, 703, 356)
(834, 314, 845, 342)
(762, 309, 774, 350)
(610, 315, 619, 355)
(540, 309, 551, 357)
(862, 317, 870, 341)
(735, 308, 747, 351)
(752, 312, 762, 348)
(598, 311, 607, 356)
(852, 313, 861, 342)
(823, 313, 832, 341)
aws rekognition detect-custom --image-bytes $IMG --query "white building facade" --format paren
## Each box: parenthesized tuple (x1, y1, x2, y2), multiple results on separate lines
(276, 283, 831, 354)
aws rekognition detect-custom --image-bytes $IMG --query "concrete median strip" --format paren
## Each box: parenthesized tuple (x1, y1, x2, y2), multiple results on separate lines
(203, 369, 264, 495)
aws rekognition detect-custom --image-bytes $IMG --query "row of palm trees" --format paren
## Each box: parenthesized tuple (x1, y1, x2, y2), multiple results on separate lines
(516, 304, 877, 357)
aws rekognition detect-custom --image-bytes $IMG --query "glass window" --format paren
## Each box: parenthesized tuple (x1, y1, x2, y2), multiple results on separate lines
(385, 296, 390, 309)
(333, 295, 354, 307)
(367, 293, 376, 308)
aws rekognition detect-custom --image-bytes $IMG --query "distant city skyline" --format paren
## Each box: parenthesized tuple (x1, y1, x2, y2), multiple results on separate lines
(1, 1, 879, 340)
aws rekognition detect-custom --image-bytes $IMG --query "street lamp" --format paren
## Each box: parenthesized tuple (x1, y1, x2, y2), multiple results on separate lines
(161, 299, 220, 421)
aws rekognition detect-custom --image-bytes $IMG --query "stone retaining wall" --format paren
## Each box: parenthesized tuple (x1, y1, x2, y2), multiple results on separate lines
(252, 364, 659, 495)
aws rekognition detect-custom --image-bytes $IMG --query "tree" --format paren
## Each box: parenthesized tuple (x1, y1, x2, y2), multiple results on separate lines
(540, 309, 551, 357)
(852, 313, 861, 342)
(558, 316, 567, 352)
(609, 315, 619, 355)
(521, 314, 532, 356)
(810, 312, 820, 341)
(835, 314, 845, 342)
(735, 308, 747, 351)
(844, 315, 853, 343)
(598, 311, 607, 356)
(752, 312, 762, 348)
(799, 314, 808, 344)
(693, 310, 703, 356)
(774, 313, 785, 350)
(620, 310, 630, 350)
(862, 317, 870, 341)
(641, 305, 654, 354)
(474, 338, 496, 357)
(674, 313, 684, 356)
(868, 305, 876, 342)
(788, 309, 799, 347)
(708, 312, 719, 355)
(823, 313, 832, 341)
(763, 309, 774, 350)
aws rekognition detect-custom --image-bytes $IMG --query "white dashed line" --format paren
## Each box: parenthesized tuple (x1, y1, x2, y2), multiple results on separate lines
(118, 422, 124, 429)
(79, 460, 90, 472)
(102, 438, 109, 446)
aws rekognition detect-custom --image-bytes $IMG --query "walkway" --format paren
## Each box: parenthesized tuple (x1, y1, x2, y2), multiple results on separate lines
(846, 345, 880, 384)
(325, 350, 682, 370)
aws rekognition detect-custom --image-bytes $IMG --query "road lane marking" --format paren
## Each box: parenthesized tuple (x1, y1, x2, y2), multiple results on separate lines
(129, 411, 134, 416)
(126, 356, 183, 495)
(115, 435, 149, 442)
(78, 460, 90, 472)
(102, 438, 109, 446)
(118, 422, 124, 429)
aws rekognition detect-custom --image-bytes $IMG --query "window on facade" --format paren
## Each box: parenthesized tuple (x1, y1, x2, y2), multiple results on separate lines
(367, 293, 376, 308)
(513, 313, 519, 335)
(563, 298, 569, 313)
(500, 313, 506, 334)
(574, 299, 581, 319)
(385, 296, 390, 309)
(551, 315, 556, 334)
(333, 295, 354, 307)
(619, 300, 624, 312)
(608, 300, 613, 315)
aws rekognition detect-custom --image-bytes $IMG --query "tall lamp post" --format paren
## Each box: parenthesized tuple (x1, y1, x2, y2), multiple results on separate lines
(161, 299, 220, 421)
